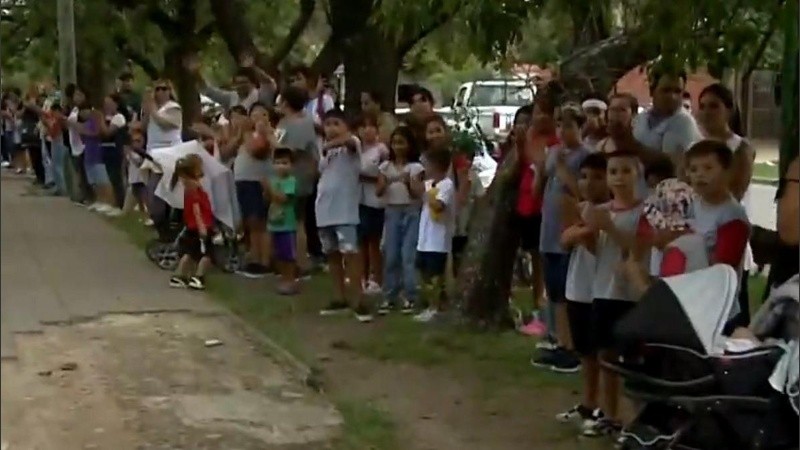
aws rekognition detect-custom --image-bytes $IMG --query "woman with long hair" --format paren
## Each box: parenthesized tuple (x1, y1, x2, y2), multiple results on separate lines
(698, 82, 756, 327)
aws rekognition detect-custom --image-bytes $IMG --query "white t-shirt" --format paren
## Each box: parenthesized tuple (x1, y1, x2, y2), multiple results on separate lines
(565, 202, 597, 303)
(67, 107, 84, 156)
(360, 142, 389, 208)
(379, 161, 425, 205)
(417, 178, 455, 253)
(127, 150, 144, 184)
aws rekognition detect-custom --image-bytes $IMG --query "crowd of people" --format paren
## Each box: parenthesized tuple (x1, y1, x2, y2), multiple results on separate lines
(2, 59, 797, 442)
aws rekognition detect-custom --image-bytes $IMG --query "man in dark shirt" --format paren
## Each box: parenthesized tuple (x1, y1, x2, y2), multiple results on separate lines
(117, 72, 142, 120)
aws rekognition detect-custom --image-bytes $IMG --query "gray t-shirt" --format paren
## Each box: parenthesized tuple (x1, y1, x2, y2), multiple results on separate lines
(633, 108, 703, 158)
(233, 144, 272, 182)
(591, 201, 646, 301)
(539, 145, 590, 254)
(315, 142, 361, 227)
(278, 115, 318, 197)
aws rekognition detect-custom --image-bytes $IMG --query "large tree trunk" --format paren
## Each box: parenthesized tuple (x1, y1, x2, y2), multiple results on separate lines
(164, 45, 200, 123)
(454, 158, 520, 329)
(340, 25, 401, 112)
(458, 34, 658, 327)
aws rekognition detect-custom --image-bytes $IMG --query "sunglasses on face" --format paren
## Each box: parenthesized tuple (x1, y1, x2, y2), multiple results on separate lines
(155, 86, 170, 92)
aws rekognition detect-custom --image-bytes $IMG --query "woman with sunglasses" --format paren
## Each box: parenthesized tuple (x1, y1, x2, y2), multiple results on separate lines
(141, 80, 183, 210)
(698, 83, 756, 327)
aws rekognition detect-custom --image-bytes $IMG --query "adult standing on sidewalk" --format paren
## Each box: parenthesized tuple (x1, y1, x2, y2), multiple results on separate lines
(65, 84, 92, 204)
(20, 84, 46, 185)
(141, 80, 183, 217)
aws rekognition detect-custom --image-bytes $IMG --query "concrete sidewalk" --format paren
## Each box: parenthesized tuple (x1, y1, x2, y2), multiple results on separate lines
(0, 175, 221, 359)
(0, 175, 341, 449)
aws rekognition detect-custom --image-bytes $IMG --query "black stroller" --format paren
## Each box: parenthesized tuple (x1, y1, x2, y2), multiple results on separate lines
(604, 265, 799, 450)
(144, 175, 242, 273)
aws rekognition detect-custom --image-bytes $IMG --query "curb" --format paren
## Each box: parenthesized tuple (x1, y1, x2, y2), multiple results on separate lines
(752, 177, 779, 186)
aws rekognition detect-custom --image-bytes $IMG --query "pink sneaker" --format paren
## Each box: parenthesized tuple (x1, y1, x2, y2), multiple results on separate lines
(519, 316, 547, 337)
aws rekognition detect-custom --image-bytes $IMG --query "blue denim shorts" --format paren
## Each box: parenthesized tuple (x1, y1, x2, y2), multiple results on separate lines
(85, 163, 110, 186)
(318, 225, 358, 255)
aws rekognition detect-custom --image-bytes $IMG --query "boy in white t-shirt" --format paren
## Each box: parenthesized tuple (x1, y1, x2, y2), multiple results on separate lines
(414, 149, 455, 323)
(585, 149, 649, 435)
(555, 153, 610, 435)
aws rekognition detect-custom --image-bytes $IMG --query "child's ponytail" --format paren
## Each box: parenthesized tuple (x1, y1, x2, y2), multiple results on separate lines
(171, 157, 187, 191)
(170, 154, 203, 190)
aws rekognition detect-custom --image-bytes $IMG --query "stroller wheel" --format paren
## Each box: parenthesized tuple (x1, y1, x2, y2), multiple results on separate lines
(146, 239, 164, 262)
(213, 244, 242, 273)
(156, 245, 179, 271)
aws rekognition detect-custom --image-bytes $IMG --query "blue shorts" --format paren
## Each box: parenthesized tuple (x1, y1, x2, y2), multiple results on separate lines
(272, 231, 297, 262)
(236, 181, 268, 222)
(85, 163, 110, 186)
(542, 252, 570, 304)
(318, 225, 358, 255)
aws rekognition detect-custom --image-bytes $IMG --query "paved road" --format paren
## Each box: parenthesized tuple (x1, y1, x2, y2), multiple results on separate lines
(0, 175, 221, 359)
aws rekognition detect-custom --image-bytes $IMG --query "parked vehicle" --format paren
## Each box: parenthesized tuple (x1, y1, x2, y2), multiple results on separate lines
(452, 80, 535, 142)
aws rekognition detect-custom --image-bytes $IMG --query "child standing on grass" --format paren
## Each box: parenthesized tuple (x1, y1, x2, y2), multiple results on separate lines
(376, 126, 425, 314)
(125, 129, 150, 223)
(532, 106, 590, 374)
(584, 149, 649, 436)
(357, 114, 389, 295)
(266, 147, 299, 295)
(414, 149, 455, 323)
(316, 109, 371, 322)
(556, 153, 610, 436)
(169, 154, 214, 291)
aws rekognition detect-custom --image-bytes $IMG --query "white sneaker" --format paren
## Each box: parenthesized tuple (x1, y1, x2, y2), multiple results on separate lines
(1, 161, 10, 168)
(143, 218, 154, 226)
(536, 340, 558, 351)
(95, 204, 113, 213)
(412, 308, 438, 323)
(87, 203, 102, 212)
(364, 280, 382, 295)
(104, 207, 123, 217)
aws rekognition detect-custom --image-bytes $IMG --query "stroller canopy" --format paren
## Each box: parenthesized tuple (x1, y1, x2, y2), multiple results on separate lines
(615, 264, 739, 355)
(151, 140, 240, 230)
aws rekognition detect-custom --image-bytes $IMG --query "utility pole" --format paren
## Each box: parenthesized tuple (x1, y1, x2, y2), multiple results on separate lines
(57, 0, 77, 90)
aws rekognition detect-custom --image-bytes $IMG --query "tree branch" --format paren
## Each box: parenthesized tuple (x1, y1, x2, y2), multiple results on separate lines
(113, 34, 160, 79)
(743, 2, 784, 78)
(267, 0, 316, 71)
(144, 3, 180, 36)
(208, 0, 268, 68)
(196, 21, 216, 41)
(397, 4, 460, 56)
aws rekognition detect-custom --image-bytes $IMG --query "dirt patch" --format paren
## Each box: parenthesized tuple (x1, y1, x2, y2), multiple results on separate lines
(1, 313, 341, 450)
(299, 318, 608, 450)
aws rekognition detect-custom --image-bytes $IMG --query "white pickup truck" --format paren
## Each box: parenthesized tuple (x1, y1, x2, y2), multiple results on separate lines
(452, 79, 535, 142)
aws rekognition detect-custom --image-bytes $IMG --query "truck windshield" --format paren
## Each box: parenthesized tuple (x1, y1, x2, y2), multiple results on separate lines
(469, 85, 533, 107)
